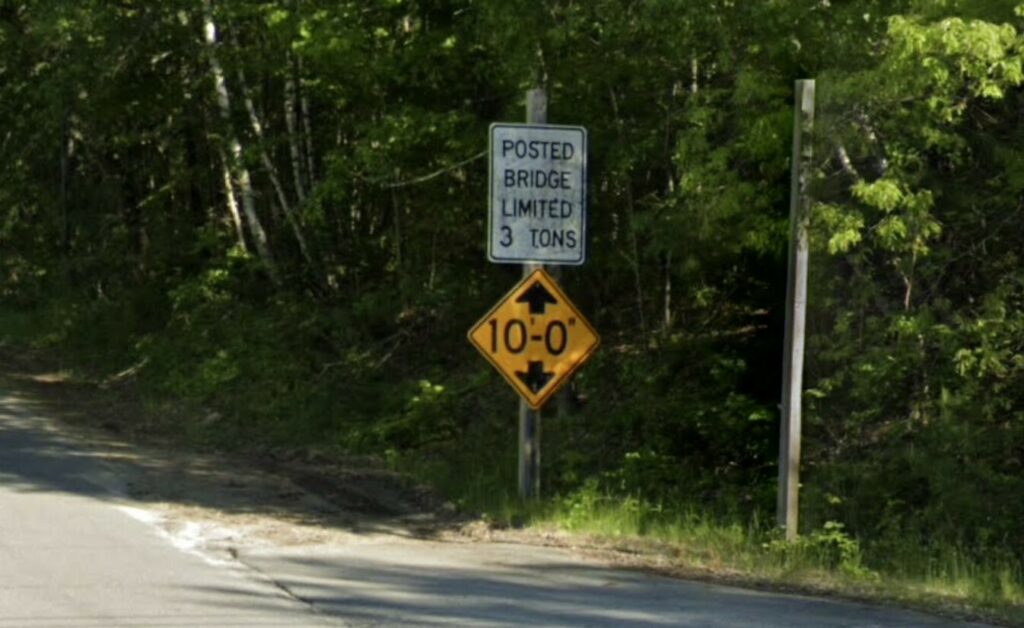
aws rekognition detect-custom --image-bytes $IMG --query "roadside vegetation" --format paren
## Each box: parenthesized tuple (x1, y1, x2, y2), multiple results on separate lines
(433, 466, 1024, 626)
(1, 1, 1023, 624)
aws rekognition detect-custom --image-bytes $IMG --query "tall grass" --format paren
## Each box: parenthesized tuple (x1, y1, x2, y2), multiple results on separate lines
(430, 472, 1024, 626)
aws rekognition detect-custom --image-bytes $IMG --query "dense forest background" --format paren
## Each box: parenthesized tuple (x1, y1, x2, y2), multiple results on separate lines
(2, 0, 1023, 572)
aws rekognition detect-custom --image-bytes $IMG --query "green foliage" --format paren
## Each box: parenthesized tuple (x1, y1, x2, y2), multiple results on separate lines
(766, 521, 875, 580)
(0, 2, 1022, 616)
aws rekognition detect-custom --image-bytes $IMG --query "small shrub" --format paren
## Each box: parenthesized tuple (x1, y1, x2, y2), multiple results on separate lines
(767, 521, 877, 580)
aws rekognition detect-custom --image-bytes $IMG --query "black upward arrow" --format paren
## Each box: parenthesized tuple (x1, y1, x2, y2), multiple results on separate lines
(516, 361, 554, 393)
(516, 281, 558, 315)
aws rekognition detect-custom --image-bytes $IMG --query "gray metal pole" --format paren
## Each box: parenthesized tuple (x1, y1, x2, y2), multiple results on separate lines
(518, 87, 547, 500)
(778, 79, 814, 540)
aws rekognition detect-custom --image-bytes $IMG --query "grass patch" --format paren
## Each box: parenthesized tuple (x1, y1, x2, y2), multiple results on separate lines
(427, 474, 1023, 626)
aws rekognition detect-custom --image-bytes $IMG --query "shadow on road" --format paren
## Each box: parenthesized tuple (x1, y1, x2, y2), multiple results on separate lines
(183, 546, 984, 628)
(0, 351, 451, 542)
(0, 400, 128, 496)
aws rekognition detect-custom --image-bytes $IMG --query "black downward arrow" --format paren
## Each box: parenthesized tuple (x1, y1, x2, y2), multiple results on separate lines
(516, 361, 554, 393)
(516, 281, 558, 315)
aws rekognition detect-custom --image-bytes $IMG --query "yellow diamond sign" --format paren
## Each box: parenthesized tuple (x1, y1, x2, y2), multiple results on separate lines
(468, 268, 599, 409)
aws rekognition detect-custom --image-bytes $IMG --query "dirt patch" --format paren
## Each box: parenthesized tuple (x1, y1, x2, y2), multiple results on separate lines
(0, 346, 458, 549)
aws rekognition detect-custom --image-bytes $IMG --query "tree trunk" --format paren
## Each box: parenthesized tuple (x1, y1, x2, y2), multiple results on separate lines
(663, 251, 672, 332)
(201, 0, 277, 277)
(59, 107, 73, 260)
(298, 56, 317, 186)
(237, 66, 314, 268)
(216, 146, 248, 251)
(609, 87, 646, 332)
(284, 52, 307, 203)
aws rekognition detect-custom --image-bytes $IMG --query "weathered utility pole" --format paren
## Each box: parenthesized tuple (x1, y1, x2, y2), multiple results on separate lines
(778, 79, 815, 540)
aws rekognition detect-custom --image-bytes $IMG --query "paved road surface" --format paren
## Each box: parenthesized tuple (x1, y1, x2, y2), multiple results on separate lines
(0, 390, 995, 627)
(241, 540, 996, 627)
(0, 394, 341, 627)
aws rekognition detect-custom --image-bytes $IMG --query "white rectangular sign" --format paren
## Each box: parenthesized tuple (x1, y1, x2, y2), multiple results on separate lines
(488, 123, 587, 265)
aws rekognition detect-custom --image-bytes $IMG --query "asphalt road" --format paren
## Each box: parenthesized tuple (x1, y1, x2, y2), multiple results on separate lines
(240, 540, 999, 627)
(0, 390, 997, 627)
(0, 393, 340, 627)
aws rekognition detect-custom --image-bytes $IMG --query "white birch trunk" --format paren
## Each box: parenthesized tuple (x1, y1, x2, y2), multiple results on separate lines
(217, 146, 248, 251)
(201, 0, 277, 276)
(237, 67, 314, 267)
(284, 53, 307, 203)
(298, 56, 317, 185)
